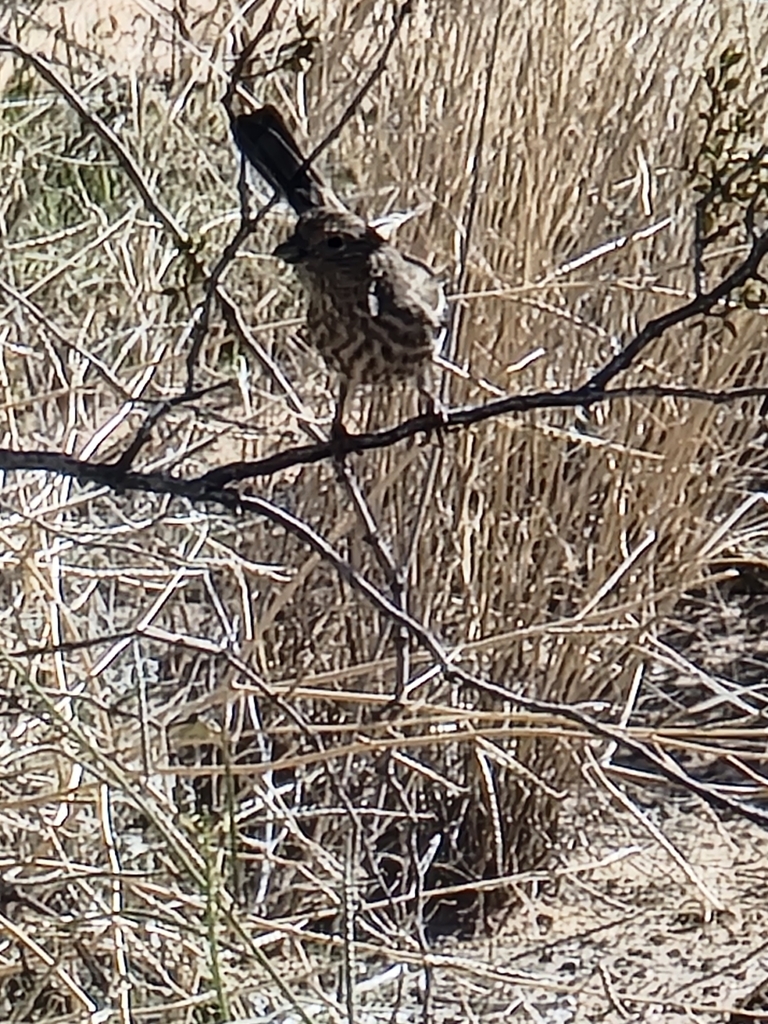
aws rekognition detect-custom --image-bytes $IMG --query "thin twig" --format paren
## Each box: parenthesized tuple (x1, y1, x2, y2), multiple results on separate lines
(302, 2, 415, 173)
(586, 224, 768, 389)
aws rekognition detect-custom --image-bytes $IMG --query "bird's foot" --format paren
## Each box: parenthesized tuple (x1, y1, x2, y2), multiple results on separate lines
(418, 391, 448, 445)
(330, 417, 352, 465)
(330, 416, 350, 441)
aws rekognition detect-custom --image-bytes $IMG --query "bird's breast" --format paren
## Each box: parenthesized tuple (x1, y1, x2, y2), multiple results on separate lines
(301, 284, 439, 383)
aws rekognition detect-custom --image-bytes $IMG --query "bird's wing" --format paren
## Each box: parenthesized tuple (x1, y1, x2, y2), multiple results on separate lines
(369, 248, 448, 349)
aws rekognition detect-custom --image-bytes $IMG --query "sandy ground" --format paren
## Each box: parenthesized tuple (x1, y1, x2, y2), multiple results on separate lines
(237, 785, 768, 1024)
(344, 793, 768, 1024)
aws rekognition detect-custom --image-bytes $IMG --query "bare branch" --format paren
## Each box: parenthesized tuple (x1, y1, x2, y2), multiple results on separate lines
(585, 225, 768, 389)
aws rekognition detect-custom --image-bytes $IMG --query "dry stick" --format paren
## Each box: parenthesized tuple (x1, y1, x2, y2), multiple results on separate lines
(221, 0, 285, 115)
(0, 913, 98, 1013)
(293, 2, 415, 182)
(183, 213, 271, 393)
(442, 0, 504, 373)
(1, 382, 767, 489)
(113, 382, 231, 471)
(585, 747, 724, 911)
(2, 439, 767, 828)
(342, 826, 358, 1024)
(585, 222, 768, 390)
(194, 381, 768, 487)
(410, 806, 436, 1024)
(335, 464, 411, 698)
(374, 731, 442, 986)
(400, 450, 445, 698)
(97, 783, 131, 1024)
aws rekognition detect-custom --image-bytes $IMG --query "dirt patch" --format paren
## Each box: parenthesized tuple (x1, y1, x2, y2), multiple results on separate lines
(420, 796, 768, 1023)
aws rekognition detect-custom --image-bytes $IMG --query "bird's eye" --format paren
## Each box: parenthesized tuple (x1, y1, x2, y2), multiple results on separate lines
(324, 234, 345, 250)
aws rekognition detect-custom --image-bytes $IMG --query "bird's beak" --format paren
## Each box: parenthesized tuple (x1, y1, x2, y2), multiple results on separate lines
(273, 235, 305, 264)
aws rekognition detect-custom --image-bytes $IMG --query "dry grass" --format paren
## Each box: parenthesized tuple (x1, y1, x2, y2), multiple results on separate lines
(1, 0, 768, 1020)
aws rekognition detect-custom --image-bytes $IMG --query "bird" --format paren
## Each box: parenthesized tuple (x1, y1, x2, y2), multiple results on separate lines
(231, 105, 448, 433)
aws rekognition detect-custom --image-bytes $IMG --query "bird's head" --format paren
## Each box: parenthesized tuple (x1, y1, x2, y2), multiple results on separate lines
(273, 210, 383, 279)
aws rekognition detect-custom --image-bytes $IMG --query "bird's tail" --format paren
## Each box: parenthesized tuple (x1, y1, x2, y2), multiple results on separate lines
(232, 106, 331, 215)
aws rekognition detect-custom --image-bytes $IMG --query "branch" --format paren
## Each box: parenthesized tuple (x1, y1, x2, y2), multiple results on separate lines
(197, 383, 768, 488)
(301, 2, 414, 172)
(585, 225, 768, 390)
(5, 445, 767, 831)
(1, 382, 766, 495)
(0, 36, 190, 253)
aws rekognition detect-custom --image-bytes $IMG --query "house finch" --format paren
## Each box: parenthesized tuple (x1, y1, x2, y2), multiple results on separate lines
(232, 106, 447, 430)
